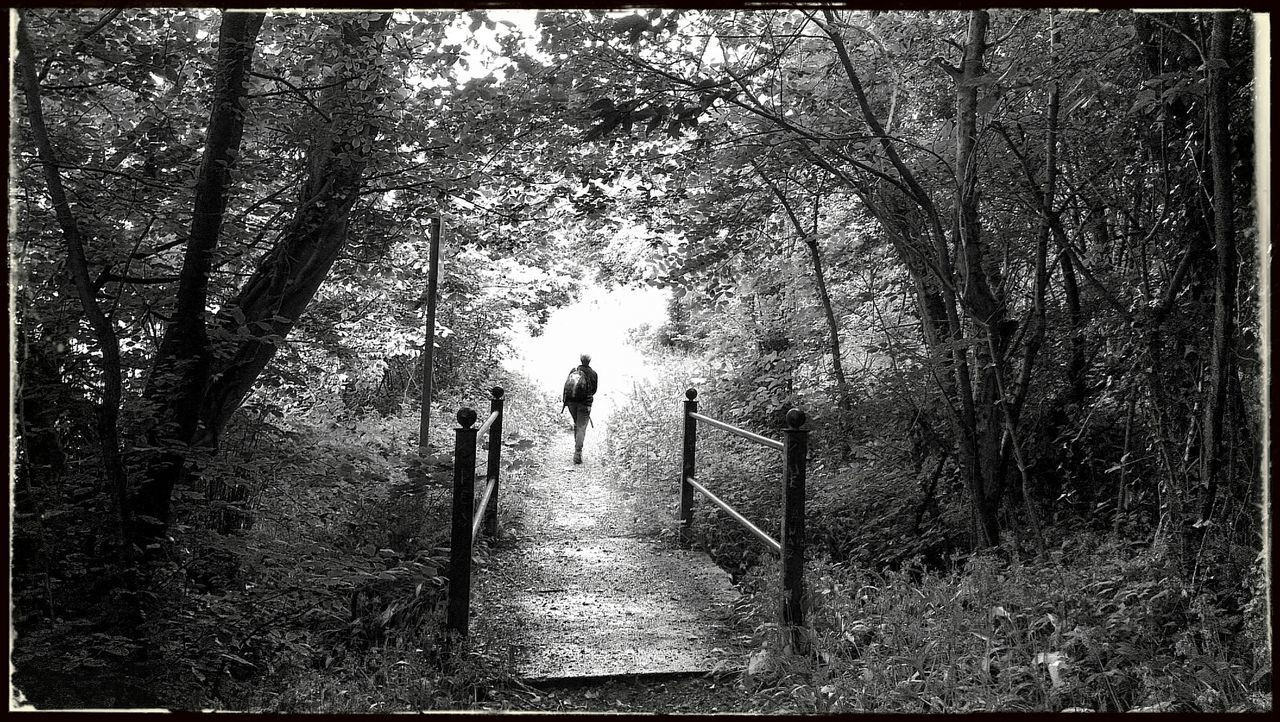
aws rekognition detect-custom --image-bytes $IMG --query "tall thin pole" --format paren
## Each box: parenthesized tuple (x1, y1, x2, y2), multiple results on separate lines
(781, 407, 808, 653)
(419, 216, 442, 455)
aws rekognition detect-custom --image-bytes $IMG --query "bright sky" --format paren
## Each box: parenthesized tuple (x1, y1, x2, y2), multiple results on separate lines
(191, 10, 549, 85)
(504, 283, 670, 429)
(439, 9, 544, 84)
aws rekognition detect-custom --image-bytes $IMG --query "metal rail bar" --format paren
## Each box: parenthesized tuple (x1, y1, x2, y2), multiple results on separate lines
(475, 409, 500, 440)
(689, 412, 784, 451)
(472, 477, 497, 541)
(686, 476, 781, 554)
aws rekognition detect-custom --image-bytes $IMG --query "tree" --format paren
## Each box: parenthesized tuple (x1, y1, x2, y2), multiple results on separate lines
(543, 8, 1259, 556)
(15, 8, 184, 554)
(14, 8, 612, 549)
(129, 11, 398, 546)
(12, 9, 597, 704)
(1198, 11, 1238, 531)
(131, 10, 269, 545)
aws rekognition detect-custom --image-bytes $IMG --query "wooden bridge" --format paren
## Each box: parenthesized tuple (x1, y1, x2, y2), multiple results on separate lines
(447, 387, 808, 680)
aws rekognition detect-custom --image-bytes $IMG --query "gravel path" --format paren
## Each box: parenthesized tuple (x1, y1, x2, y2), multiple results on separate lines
(469, 419, 749, 683)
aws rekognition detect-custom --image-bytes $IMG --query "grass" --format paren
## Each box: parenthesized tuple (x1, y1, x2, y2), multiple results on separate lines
(601, 345, 1271, 713)
(132, 369, 557, 711)
(728, 536, 1267, 713)
(21, 342, 1257, 713)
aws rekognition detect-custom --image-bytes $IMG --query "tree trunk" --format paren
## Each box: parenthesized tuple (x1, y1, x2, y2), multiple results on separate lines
(953, 10, 1005, 547)
(134, 11, 266, 545)
(1199, 12, 1237, 524)
(201, 13, 392, 439)
(819, 9, 1005, 546)
(135, 12, 391, 545)
(754, 165, 852, 414)
(1003, 10, 1062, 552)
(805, 237, 851, 412)
(1060, 250, 1086, 405)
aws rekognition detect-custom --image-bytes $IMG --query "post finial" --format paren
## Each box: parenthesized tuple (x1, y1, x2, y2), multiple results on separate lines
(457, 407, 478, 428)
(686, 388, 698, 400)
(786, 408, 806, 429)
(491, 386, 505, 400)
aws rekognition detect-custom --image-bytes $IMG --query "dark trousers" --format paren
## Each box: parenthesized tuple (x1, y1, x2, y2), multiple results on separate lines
(567, 402, 592, 456)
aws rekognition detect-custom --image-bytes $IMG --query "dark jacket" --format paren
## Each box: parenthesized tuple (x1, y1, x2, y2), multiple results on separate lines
(563, 364, 599, 405)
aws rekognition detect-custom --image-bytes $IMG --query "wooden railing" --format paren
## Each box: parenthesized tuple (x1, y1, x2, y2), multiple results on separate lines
(679, 388, 809, 644)
(445, 386, 505, 638)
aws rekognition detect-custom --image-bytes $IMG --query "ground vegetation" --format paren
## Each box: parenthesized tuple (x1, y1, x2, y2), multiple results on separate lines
(10, 8, 1267, 712)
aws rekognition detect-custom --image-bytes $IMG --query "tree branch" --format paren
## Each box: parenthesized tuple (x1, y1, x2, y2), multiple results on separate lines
(37, 8, 123, 83)
(17, 10, 134, 552)
(248, 70, 334, 122)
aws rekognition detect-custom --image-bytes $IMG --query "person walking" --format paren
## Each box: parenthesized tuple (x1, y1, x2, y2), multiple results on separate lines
(562, 354, 599, 465)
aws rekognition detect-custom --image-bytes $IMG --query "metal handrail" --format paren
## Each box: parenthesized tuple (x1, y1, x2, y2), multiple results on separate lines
(679, 387, 808, 650)
(470, 409, 501, 538)
(685, 476, 781, 553)
(688, 412, 784, 451)
(475, 409, 500, 440)
(471, 477, 498, 540)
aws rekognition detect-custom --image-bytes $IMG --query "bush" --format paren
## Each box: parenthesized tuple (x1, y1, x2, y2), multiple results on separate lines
(743, 535, 1270, 713)
(606, 351, 1268, 713)
(11, 365, 552, 710)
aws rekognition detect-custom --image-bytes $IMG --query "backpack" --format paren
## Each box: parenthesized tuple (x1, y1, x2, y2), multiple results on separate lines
(564, 367, 590, 403)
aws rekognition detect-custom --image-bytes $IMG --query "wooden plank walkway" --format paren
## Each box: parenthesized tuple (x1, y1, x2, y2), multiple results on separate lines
(470, 426, 746, 681)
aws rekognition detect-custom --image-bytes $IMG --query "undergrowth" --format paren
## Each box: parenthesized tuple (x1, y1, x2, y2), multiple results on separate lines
(604, 345, 1271, 713)
(217, 368, 553, 711)
(726, 540, 1271, 713)
(12, 370, 550, 710)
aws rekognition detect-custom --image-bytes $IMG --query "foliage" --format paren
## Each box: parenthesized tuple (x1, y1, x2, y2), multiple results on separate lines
(13, 364, 548, 709)
(604, 322, 1268, 713)
(551, 6, 1261, 582)
(247, 640, 519, 712)
(10, 6, 1265, 712)
(732, 539, 1269, 713)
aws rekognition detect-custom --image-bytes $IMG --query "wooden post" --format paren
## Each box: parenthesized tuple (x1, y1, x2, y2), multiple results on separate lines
(419, 216, 442, 455)
(781, 407, 808, 651)
(483, 387, 504, 538)
(446, 406, 478, 639)
(679, 388, 698, 546)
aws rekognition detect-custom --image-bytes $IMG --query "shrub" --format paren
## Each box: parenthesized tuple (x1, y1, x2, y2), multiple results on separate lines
(752, 535, 1269, 713)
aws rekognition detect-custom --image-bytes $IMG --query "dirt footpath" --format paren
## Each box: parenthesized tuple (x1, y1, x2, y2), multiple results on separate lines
(469, 420, 748, 682)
